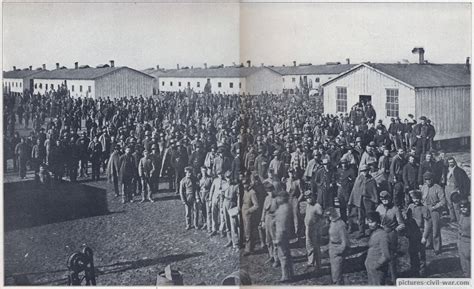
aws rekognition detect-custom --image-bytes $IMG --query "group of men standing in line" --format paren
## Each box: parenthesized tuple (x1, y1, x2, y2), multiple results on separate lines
(3, 89, 471, 285)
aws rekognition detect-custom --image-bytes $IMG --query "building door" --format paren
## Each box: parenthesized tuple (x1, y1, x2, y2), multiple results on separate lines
(29, 79, 34, 92)
(359, 95, 372, 105)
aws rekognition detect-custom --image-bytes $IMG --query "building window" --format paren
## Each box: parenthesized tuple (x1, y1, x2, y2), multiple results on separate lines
(39, 83, 42, 89)
(187, 82, 190, 87)
(239, 82, 241, 89)
(88, 86, 91, 92)
(292, 77, 296, 82)
(386, 89, 399, 117)
(80, 85, 83, 92)
(34, 83, 37, 89)
(58, 84, 60, 89)
(336, 87, 347, 113)
(178, 82, 181, 87)
(229, 82, 233, 88)
(197, 82, 200, 88)
(46, 84, 48, 90)
(72, 85, 74, 92)
(315, 77, 320, 82)
(162, 81, 165, 86)
(170, 82, 173, 86)
(218, 82, 222, 88)
(20, 82, 22, 88)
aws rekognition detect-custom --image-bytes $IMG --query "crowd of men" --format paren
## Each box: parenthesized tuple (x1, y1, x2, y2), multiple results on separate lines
(3, 87, 471, 285)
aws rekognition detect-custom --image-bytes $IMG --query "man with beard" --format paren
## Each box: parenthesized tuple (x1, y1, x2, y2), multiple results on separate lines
(445, 157, 471, 223)
(389, 148, 406, 208)
(365, 211, 391, 285)
(376, 191, 405, 284)
(119, 146, 137, 203)
(348, 164, 378, 239)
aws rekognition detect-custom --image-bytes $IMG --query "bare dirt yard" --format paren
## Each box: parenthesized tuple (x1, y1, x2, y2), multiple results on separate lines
(4, 174, 239, 286)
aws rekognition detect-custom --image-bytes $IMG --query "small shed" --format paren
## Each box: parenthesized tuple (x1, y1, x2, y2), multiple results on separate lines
(322, 62, 471, 141)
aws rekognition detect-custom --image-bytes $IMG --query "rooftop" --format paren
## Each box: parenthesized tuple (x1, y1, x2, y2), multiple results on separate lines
(158, 66, 279, 78)
(323, 63, 470, 88)
(3, 69, 48, 79)
(271, 64, 356, 76)
(31, 66, 154, 80)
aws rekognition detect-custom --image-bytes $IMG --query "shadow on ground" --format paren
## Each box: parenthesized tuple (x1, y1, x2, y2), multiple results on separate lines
(4, 181, 109, 231)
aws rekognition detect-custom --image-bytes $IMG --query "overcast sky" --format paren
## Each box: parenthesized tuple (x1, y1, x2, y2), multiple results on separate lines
(3, 2, 471, 71)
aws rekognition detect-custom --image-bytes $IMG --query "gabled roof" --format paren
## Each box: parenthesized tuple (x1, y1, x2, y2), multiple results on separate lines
(142, 68, 175, 78)
(158, 66, 280, 78)
(33, 66, 154, 80)
(271, 64, 356, 76)
(3, 69, 48, 79)
(322, 63, 471, 88)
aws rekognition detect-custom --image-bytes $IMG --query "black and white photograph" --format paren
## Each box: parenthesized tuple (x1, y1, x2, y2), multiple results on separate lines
(2, 1, 472, 286)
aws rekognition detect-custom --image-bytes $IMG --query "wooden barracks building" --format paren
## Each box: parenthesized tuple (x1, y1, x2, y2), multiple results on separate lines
(322, 57, 471, 141)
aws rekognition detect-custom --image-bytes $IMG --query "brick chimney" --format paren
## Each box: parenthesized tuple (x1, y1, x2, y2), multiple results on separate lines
(293, 61, 296, 67)
(29, 66, 32, 70)
(246, 60, 251, 67)
(466, 57, 470, 72)
(346, 58, 350, 64)
(204, 63, 207, 69)
(177, 64, 180, 70)
(56, 63, 60, 69)
(13, 66, 16, 71)
(110, 60, 115, 68)
(42, 64, 46, 70)
(411, 47, 425, 64)
(156, 65, 160, 70)
(75, 62, 79, 69)
(261, 63, 264, 67)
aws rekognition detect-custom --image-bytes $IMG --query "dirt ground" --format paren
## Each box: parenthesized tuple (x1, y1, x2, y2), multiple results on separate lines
(4, 175, 239, 286)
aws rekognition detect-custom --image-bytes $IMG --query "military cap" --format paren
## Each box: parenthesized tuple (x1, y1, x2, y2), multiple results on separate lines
(423, 171, 433, 180)
(379, 190, 391, 199)
(184, 166, 193, 173)
(409, 190, 422, 199)
(340, 158, 349, 164)
(151, 144, 158, 150)
(369, 141, 376, 147)
(420, 116, 427, 121)
(273, 150, 280, 156)
(263, 181, 275, 191)
(376, 125, 384, 130)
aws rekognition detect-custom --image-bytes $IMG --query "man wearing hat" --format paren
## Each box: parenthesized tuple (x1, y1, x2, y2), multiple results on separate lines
(304, 190, 323, 269)
(138, 149, 154, 202)
(260, 181, 279, 267)
(348, 164, 378, 238)
(286, 169, 303, 241)
(421, 171, 446, 254)
(173, 141, 189, 195)
(209, 171, 229, 236)
(160, 139, 176, 192)
(389, 148, 406, 208)
(445, 157, 471, 223)
(255, 148, 269, 183)
(179, 166, 198, 230)
(314, 158, 337, 210)
(376, 191, 405, 284)
(149, 144, 161, 195)
(336, 158, 356, 222)
(458, 198, 471, 277)
(326, 207, 350, 285)
(274, 191, 294, 282)
(118, 146, 137, 203)
(358, 143, 377, 173)
(222, 170, 240, 249)
(364, 211, 390, 285)
(405, 190, 431, 277)
(268, 150, 284, 181)
(413, 116, 429, 156)
(242, 177, 260, 255)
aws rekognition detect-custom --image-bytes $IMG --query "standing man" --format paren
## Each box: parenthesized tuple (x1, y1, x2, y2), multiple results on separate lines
(376, 191, 405, 284)
(242, 178, 260, 255)
(304, 190, 323, 269)
(458, 198, 471, 277)
(365, 211, 391, 285)
(138, 150, 154, 202)
(222, 171, 239, 249)
(389, 148, 405, 208)
(402, 154, 419, 205)
(336, 159, 356, 222)
(326, 207, 350, 285)
(445, 157, 471, 223)
(179, 167, 198, 230)
(119, 146, 137, 203)
(107, 144, 121, 197)
(15, 137, 29, 179)
(286, 169, 303, 241)
(198, 166, 212, 231)
(274, 191, 294, 283)
(421, 172, 446, 254)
